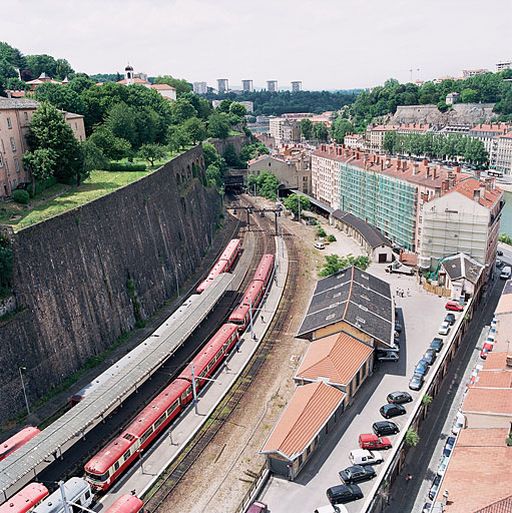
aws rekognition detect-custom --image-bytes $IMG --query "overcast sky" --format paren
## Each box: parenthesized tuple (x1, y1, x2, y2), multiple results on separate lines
(5, 0, 512, 90)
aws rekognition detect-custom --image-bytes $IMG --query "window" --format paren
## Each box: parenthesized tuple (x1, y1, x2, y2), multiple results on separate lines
(166, 400, 179, 416)
(6, 117, 12, 129)
(14, 159, 20, 173)
(24, 112, 28, 121)
(0, 153, 3, 168)
(123, 433, 136, 442)
(154, 415, 166, 429)
(140, 427, 153, 444)
(10, 137, 16, 152)
(113, 461, 120, 472)
(123, 450, 131, 461)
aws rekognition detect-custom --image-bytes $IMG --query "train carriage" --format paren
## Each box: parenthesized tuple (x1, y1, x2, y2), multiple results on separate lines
(228, 280, 265, 329)
(0, 484, 49, 513)
(253, 254, 275, 286)
(0, 427, 41, 462)
(178, 323, 240, 393)
(84, 379, 189, 491)
(32, 479, 92, 513)
(103, 495, 144, 513)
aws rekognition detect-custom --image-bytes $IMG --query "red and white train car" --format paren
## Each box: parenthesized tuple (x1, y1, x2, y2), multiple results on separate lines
(103, 495, 144, 513)
(84, 324, 240, 491)
(0, 427, 41, 462)
(253, 254, 274, 287)
(196, 239, 241, 294)
(0, 484, 49, 513)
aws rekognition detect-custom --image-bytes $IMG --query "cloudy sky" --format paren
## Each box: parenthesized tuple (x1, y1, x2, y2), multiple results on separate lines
(5, 0, 512, 90)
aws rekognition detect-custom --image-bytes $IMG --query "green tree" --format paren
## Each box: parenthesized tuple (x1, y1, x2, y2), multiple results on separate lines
(223, 143, 241, 168)
(202, 142, 223, 168)
(319, 254, 370, 277)
(383, 131, 397, 154)
(247, 171, 279, 200)
(331, 117, 354, 143)
(171, 98, 198, 124)
(88, 126, 132, 160)
(54, 58, 74, 80)
(25, 54, 58, 78)
(229, 102, 247, 117)
(81, 139, 109, 173)
(0, 235, 13, 296)
(138, 144, 166, 166)
(34, 82, 85, 114)
(300, 118, 313, 140)
(26, 101, 84, 185)
(206, 164, 223, 189)
(182, 117, 207, 144)
(499, 234, 512, 246)
(23, 148, 57, 195)
(217, 99, 233, 113)
(105, 102, 138, 146)
(314, 123, 329, 142)
(404, 428, 420, 447)
(166, 124, 191, 151)
(208, 111, 231, 139)
(67, 75, 96, 94)
(421, 394, 433, 406)
(154, 75, 192, 96)
(283, 194, 310, 217)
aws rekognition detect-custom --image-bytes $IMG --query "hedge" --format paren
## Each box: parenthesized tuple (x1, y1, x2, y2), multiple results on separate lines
(12, 189, 30, 204)
(108, 162, 147, 172)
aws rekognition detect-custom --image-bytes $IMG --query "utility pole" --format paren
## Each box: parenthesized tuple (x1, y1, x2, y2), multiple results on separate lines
(19, 367, 30, 416)
(59, 481, 71, 513)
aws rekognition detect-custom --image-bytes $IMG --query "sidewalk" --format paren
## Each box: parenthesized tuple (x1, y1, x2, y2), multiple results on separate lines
(97, 235, 289, 509)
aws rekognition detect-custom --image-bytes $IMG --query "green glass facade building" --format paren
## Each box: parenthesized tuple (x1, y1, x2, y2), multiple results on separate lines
(338, 162, 418, 251)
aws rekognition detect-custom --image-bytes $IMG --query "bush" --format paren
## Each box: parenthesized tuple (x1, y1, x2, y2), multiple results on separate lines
(327, 234, 337, 243)
(499, 233, 512, 246)
(108, 162, 147, 172)
(316, 226, 327, 238)
(12, 189, 30, 204)
(405, 428, 420, 447)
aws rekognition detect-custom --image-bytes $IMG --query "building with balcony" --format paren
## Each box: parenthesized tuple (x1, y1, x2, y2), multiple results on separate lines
(241, 80, 253, 92)
(291, 81, 302, 92)
(494, 133, 512, 175)
(468, 123, 511, 169)
(268, 117, 301, 145)
(267, 80, 278, 92)
(217, 78, 229, 94)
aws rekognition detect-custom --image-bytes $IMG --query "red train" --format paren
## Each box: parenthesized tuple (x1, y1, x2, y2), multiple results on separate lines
(0, 483, 49, 513)
(84, 323, 240, 491)
(229, 254, 274, 330)
(196, 239, 242, 293)
(0, 427, 41, 462)
(103, 495, 144, 513)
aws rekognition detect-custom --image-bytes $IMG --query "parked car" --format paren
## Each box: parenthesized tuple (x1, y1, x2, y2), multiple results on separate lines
(438, 321, 451, 336)
(445, 301, 464, 312)
(444, 313, 456, 325)
(496, 259, 504, 268)
(428, 474, 442, 500)
(314, 505, 348, 513)
(409, 373, 424, 391)
(423, 349, 437, 365)
(443, 436, 456, 457)
(437, 455, 450, 476)
(376, 350, 399, 362)
(430, 338, 444, 353)
(326, 484, 363, 505)
(497, 249, 504, 256)
(339, 465, 376, 484)
(386, 262, 414, 275)
(380, 403, 406, 419)
(372, 421, 400, 436)
(414, 359, 429, 377)
(480, 342, 493, 359)
(349, 449, 384, 466)
(500, 266, 512, 279)
(314, 241, 326, 250)
(394, 320, 402, 333)
(358, 434, 392, 450)
(422, 503, 432, 513)
(451, 412, 465, 435)
(248, 502, 268, 513)
(386, 391, 412, 404)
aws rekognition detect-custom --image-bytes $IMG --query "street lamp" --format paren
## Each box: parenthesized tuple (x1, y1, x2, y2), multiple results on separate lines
(19, 367, 30, 416)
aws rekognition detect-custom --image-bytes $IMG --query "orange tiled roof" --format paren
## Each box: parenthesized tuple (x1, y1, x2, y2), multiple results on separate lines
(442, 445, 512, 513)
(261, 382, 345, 459)
(470, 370, 512, 389)
(453, 177, 503, 209)
(295, 332, 373, 386)
(463, 388, 512, 415)
(483, 351, 511, 370)
(117, 78, 149, 85)
(150, 83, 176, 90)
(457, 428, 509, 447)
(469, 123, 510, 134)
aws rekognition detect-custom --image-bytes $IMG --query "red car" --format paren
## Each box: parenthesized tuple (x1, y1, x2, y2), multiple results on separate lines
(358, 433, 392, 450)
(480, 342, 493, 359)
(445, 301, 464, 312)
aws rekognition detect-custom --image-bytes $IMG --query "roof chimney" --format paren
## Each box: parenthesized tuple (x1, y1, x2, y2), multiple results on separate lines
(413, 162, 419, 175)
(397, 160, 402, 171)
(426, 167, 431, 178)
(434, 167, 439, 180)
(473, 188, 481, 201)
(403, 160, 408, 171)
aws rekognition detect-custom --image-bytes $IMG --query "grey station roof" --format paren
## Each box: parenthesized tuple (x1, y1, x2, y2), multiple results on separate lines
(441, 253, 484, 285)
(0, 273, 232, 498)
(0, 97, 39, 110)
(331, 210, 391, 249)
(297, 266, 394, 347)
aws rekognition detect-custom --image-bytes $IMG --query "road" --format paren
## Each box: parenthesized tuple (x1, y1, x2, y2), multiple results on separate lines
(385, 271, 506, 513)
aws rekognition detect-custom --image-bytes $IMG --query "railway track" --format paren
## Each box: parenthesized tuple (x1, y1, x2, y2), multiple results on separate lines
(143, 205, 299, 512)
(33, 208, 264, 492)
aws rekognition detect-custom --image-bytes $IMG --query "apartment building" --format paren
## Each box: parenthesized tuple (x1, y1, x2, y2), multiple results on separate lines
(291, 81, 302, 92)
(312, 145, 470, 251)
(268, 117, 301, 145)
(0, 97, 86, 198)
(193, 82, 208, 95)
(419, 178, 503, 276)
(343, 133, 366, 149)
(496, 60, 512, 71)
(494, 133, 512, 175)
(217, 78, 229, 94)
(468, 123, 510, 168)
(267, 80, 278, 92)
(366, 123, 431, 152)
(248, 146, 311, 194)
(241, 80, 253, 92)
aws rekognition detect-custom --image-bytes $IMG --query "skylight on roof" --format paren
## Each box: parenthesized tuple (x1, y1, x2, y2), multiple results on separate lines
(360, 274, 369, 280)
(326, 313, 336, 321)
(333, 292, 342, 298)
(355, 316, 366, 324)
(361, 294, 370, 301)
(359, 305, 369, 312)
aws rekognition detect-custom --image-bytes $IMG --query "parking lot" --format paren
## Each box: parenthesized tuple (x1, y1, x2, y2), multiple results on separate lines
(261, 252, 450, 513)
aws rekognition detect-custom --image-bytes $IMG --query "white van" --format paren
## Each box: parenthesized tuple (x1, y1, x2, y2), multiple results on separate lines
(349, 449, 384, 466)
(500, 266, 512, 279)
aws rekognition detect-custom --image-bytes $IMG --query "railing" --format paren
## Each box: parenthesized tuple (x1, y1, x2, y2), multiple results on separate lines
(234, 464, 270, 513)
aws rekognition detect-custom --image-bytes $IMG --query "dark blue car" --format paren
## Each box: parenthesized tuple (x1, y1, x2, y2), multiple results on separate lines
(414, 358, 429, 377)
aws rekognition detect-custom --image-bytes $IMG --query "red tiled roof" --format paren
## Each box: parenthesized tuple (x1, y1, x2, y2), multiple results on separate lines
(261, 382, 345, 459)
(453, 177, 503, 209)
(469, 123, 510, 134)
(483, 351, 512, 370)
(117, 78, 149, 85)
(457, 428, 509, 447)
(470, 370, 512, 389)
(295, 332, 373, 386)
(463, 388, 512, 415)
(150, 83, 176, 90)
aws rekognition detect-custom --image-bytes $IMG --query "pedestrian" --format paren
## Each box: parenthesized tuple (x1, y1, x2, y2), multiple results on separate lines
(261, 315, 265, 323)
(405, 473, 413, 483)
(235, 339, 241, 352)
